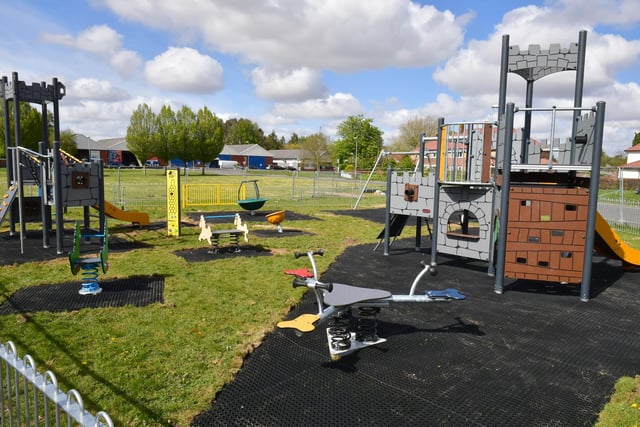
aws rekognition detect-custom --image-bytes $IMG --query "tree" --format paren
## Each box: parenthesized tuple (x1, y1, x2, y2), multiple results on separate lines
(263, 130, 283, 150)
(126, 104, 156, 165)
(154, 105, 177, 165)
(390, 116, 439, 152)
(192, 107, 224, 174)
(287, 132, 300, 147)
(175, 106, 197, 168)
(333, 114, 384, 171)
(0, 103, 51, 153)
(59, 129, 78, 156)
(633, 132, 640, 147)
(224, 118, 263, 146)
(301, 132, 330, 171)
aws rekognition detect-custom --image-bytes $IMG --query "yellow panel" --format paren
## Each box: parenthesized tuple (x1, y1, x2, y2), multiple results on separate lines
(166, 169, 181, 236)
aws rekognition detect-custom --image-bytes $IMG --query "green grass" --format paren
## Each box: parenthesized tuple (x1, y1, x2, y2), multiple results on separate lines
(1, 167, 639, 425)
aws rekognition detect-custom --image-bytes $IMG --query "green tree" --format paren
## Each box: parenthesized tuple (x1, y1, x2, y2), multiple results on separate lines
(59, 129, 78, 156)
(334, 114, 383, 171)
(632, 132, 640, 147)
(263, 130, 283, 150)
(192, 107, 224, 174)
(390, 116, 439, 152)
(175, 106, 197, 168)
(301, 132, 330, 171)
(0, 103, 51, 152)
(287, 132, 300, 147)
(126, 103, 156, 165)
(154, 105, 177, 165)
(224, 118, 263, 146)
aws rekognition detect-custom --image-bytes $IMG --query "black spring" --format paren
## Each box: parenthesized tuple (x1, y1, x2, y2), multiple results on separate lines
(328, 312, 352, 350)
(355, 306, 380, 342)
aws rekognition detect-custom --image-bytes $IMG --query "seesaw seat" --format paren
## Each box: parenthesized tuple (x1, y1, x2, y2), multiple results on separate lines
(277, 314, 320, 332)
(323, 283, 391, 307)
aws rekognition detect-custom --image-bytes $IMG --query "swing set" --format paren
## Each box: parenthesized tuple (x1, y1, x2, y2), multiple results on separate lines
(237, 179, 268, 213)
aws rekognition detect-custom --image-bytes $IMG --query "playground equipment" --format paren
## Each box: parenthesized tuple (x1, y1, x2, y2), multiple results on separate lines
(237, 180, 267, 213)
(378, 31, 638, 301)
(68, 220, 109, 295)
(265, 210, 285, 233)
(198, 214, 249, 253)
(1, 72, 149, 255)
(277, 250, 464, 360)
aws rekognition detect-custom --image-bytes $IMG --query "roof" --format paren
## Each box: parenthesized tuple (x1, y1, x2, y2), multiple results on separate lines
(620, 159, 640, 169)
(624, 144, 640, 152)
(221, 144, 272, 157)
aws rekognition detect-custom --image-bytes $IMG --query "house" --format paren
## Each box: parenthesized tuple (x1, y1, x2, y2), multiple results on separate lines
(619, 145, 640, 180)
(217, 144, 273, 169)
(73, 134, 138, 166)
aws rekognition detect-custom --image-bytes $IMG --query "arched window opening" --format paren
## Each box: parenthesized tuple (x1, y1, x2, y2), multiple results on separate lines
(446, 209, 480, 239)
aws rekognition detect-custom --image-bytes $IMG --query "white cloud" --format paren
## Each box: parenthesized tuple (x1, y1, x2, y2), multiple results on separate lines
(143, 47, 223, 93)
(66, 78, 129, 101)
(40, 24, 142, 78)
(251, 67, 327, 102)
(271, 92, 363, 120)
(110, 49, 143, 78)
(95, 0, 468, 71)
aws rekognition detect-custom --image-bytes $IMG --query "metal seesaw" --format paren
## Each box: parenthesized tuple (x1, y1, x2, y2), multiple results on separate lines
(277, 249, 465, 360)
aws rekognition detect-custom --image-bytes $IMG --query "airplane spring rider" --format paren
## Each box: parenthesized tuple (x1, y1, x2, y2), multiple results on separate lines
(68, 221, 109, 295)
(277, 250, 465, 360)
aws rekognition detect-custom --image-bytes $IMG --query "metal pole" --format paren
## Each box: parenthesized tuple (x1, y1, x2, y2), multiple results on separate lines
(494, 103, 515, 294)
(430, 118, 445, 268)
(580, 101, 605, 302)
(571, 30, 587, 165)
(53, 141, 64, 253)
(383, 153, 392, 256)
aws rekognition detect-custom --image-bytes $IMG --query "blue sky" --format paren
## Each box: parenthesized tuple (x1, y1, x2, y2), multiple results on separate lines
(1, 0, 639, 154)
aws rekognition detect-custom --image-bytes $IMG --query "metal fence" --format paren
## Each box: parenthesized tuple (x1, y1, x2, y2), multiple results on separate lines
(0, 341, 113, 426)
(107, 173, 639, 235)
(598, 197, 640, 235)
(108, 173, 389, 211)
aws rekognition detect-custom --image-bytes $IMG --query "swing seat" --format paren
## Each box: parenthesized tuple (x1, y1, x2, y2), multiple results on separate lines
(238, 198, 267, 211)
(238, 179, 268, 212)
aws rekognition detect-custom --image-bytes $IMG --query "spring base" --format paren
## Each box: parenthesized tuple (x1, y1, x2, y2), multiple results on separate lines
(79, 263, 102, 295)
(326, 307, 385, 360)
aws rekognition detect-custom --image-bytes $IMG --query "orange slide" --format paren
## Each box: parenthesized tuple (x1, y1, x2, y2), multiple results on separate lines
(594, 211, 640, 268)
(95, 201, 150, 226)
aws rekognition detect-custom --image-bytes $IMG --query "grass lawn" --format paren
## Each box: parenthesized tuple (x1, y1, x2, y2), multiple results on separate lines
(1, 167, 638, 425)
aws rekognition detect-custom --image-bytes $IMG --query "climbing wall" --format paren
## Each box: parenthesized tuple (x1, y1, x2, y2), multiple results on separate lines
(436, 186, 494, 261)
(504, 186, 589, 283)
(389, 171, 434, 218)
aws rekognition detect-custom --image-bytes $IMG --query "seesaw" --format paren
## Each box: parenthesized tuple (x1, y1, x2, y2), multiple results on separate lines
(198, 214, 249, 253)
(277, 249, 465, 360)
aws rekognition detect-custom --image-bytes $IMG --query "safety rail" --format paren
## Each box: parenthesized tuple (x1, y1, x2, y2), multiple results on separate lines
(505, 105, 598, 172)
(0, 341, 113, 426)
(437, 121, 494, 184)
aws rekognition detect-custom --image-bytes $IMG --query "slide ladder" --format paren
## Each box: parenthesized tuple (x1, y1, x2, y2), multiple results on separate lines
(0, 185, 18, 226)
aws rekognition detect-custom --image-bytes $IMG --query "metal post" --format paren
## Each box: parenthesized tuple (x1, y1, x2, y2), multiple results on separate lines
(383, 153, 392, 256)
(580, 101, 605, 302)
(53, 141, 64, 253)
(430, 118, 445, 268)
(494, 103, 515, 294)
(570, 30, 587, 165)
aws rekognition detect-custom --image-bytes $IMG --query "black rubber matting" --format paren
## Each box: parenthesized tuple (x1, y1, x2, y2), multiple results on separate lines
(174, 245, 273, 262)
(192, 238, 640, 426)
(250, 228, 313, 238)
(0, 276, 164, 315)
